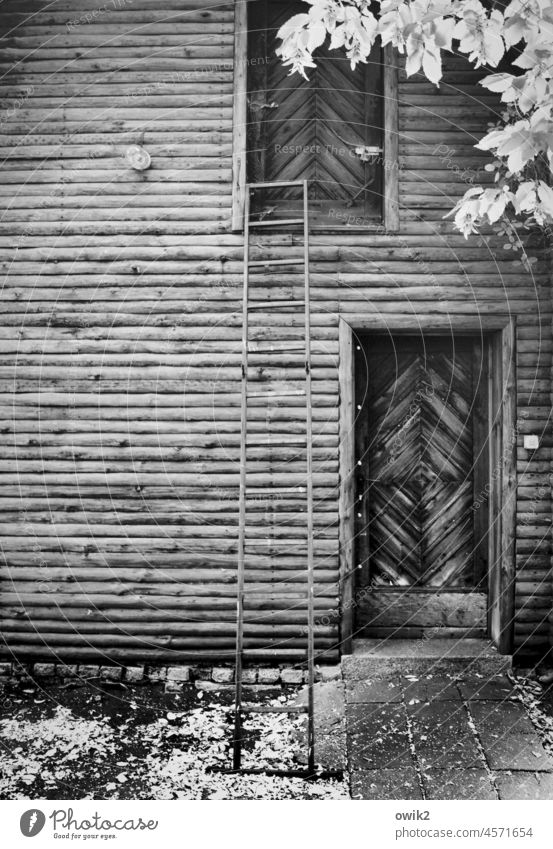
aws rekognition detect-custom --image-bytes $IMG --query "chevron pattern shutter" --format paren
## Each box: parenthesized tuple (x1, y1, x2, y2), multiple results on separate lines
(361, 337, 478, 590)
(247, 0, 383, 223)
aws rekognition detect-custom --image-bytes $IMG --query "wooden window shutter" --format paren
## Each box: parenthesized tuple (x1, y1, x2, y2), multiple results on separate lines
(247, 0, 384, 226)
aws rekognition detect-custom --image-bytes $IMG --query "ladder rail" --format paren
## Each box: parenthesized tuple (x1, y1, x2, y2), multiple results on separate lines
(302, 180, 316, 776)
(232, 185, 251, 770)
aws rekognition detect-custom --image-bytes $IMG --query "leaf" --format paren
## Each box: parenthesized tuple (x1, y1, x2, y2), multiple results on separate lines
(515, 180, 536, 211)
(477, 128, 505, 151)
(483, 24, 505, 67)
(307, 20, 327, 51)
(537, 181, 553, 215)
(329, 23, 346, 51)
(462, 186, 484, 199)
(481, 72, 514, 93)
(422, 47, 442, 84)
(277, 13, 310, 41)
(405, 37, 424, 76)
(486, 194, 508, 223)
(503, 14, 527, 48)
(434, 17, 455, 50)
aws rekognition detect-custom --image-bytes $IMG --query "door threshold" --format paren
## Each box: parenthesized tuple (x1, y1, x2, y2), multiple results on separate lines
(351, 637, 504, 660)
(344, 638, 512, 679)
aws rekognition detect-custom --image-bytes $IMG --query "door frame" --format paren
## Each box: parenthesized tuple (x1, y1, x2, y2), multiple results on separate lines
(338, 314, 517, 655)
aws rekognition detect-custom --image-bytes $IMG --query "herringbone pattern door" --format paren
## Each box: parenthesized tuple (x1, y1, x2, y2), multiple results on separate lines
(247, 0, 383, 222)
(355, 336, 488, 636)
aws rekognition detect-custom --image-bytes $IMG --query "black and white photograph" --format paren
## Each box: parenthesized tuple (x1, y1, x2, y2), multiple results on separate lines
(0, 0, 553, 842)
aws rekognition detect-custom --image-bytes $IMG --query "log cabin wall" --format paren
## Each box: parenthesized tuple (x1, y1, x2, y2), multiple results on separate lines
(0, 0, 551, 663)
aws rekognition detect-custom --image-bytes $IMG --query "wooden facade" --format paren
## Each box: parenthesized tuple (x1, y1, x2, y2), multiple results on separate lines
(0, 0, 551, 664)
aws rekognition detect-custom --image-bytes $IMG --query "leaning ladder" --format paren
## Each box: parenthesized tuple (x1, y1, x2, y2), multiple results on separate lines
(231, 179, 317, 777)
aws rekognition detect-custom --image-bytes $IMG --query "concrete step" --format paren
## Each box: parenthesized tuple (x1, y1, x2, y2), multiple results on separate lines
(342, 639, 511, 680)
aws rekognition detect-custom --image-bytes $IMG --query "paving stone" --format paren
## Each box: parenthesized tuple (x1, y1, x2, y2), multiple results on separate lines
(147, 667, 167, 683)
(195, 680, 233, 691)
(294, 681, 346, 770)
(317, 665, 341, 682)
(281, 669, 303, 685)
(77, 665, 99, 679)
(56, 664, 78, 678)
(406, 696, 466, 720)
(346, 679, 403, 704)
(166, 666, 190, 683)
(469, 700, 535, 736)
(407, 701, 481, 768)
(212, 667, 234, 683)
(125, 666, 144, 683)
(496, 771, 553, 800)
(483, 734, 553, 772)
(351, 768, 422, 800)
(33, 663, 56, 677)
(241, 669, 257, 684)
(404, 677, 461, 703)
(347, 703, 412, 769)
(458, 675, 516, 701)
(100, 666, 122, 682)
(257, 668, 280, 684)
(421, 768, 496, 800)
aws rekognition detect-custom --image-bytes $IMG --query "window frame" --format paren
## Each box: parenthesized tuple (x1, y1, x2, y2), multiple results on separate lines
(231, 0, 399, 232)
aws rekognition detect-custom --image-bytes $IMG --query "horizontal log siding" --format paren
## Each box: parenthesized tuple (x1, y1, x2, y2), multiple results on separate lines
(0, 1, 550, 662)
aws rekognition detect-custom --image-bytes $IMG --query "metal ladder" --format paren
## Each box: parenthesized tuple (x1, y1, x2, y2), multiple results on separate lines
(225, 180, 318, 777)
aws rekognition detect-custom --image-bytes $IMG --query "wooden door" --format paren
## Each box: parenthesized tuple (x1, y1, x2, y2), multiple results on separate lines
(354, 335, 489, 637)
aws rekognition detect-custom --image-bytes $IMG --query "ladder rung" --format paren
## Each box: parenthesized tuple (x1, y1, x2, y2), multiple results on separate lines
(243, 649, 308, 658)
(248, 180, 305, 188)
(209, 767, 343, 779)
(245, 487, 305, 493)
(243, 590, 310, 596)
(248, 390, 306, 398)
(248, 346, 306, 354)
(250, 218, 305, 227)
(248, 300, 305, 309)
(246, 439, 305, 446)
(241, 704, 308, 714)
(244, 590, 306, 600)
(248, 258, 304, 268)
(244, 542, 306, 547)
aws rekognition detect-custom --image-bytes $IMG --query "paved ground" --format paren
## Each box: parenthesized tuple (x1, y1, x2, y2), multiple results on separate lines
(345, 670, 553, 800)
(2, 657, 553, 800)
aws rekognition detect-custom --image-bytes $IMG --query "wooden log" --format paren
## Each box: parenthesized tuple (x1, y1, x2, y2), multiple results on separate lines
(0, 646, 339, 663)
